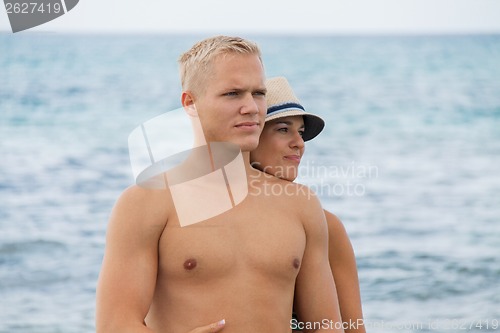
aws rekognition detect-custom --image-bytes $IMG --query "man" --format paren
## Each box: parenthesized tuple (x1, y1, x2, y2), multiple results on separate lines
(96, 36, 344, 333)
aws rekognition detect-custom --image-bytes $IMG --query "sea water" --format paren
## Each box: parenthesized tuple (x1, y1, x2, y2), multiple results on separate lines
(1, 33, 499, 332)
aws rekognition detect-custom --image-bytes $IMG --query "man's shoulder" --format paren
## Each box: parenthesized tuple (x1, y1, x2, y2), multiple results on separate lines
(113, 184, 173, 225)
(118, 184, 171, 203)
(260, 177, 321, 207)
(276, 179, 319, 201)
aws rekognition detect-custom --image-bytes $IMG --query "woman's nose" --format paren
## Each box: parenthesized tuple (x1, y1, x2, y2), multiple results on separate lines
(290, 131, 305, 149)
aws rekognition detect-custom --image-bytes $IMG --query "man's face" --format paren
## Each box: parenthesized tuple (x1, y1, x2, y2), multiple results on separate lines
(194, 53, 267, 152)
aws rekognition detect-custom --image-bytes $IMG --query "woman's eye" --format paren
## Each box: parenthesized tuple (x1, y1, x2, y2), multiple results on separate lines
(298, 130, 305, 137)
(278, 128, 288, 133)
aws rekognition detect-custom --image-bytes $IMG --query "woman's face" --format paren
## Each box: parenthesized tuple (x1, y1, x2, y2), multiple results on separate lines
(250, 115, 305, 181)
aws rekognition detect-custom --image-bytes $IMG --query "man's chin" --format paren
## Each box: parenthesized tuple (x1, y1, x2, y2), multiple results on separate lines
(208, 135, 259, 153)
(239, 140, 260, 153)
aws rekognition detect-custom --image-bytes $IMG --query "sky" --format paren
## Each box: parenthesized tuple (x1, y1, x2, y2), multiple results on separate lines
(1, 0, 500, 35)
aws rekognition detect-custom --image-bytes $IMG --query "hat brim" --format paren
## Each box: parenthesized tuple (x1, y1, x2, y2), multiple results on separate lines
(265, 110, 325, 141)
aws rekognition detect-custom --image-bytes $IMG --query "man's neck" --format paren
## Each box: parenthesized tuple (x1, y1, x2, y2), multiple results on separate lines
(241, 151, 263, 180)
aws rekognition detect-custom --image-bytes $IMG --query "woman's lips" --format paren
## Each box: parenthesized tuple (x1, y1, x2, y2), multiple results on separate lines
(284, 155, 301, 163)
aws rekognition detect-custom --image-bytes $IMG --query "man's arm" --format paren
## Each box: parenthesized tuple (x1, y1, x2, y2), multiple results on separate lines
(293, 187, 344, 333)
(325, 211, 365, 333)
(95, 186, 228, 333)
(95, 186, 167, 333)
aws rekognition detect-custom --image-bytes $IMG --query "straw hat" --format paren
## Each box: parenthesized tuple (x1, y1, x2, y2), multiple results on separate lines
(265, 77, 325, 141)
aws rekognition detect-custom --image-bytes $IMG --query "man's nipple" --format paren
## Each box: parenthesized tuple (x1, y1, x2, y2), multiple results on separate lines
(183, 258, 197, 270)
(293, 258, 300, 269)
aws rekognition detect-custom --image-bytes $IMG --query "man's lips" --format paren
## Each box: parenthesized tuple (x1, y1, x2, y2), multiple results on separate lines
(235, 122, 259, 129)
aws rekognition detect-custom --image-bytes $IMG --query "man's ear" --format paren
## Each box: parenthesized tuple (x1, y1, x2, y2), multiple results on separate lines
(181, 91, 198, 117)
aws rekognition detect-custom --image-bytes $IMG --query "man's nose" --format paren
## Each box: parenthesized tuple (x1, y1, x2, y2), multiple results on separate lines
(240, 93, 260, 115)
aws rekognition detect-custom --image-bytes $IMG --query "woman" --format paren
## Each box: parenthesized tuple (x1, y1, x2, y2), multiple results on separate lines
(250, 77, 366, 333)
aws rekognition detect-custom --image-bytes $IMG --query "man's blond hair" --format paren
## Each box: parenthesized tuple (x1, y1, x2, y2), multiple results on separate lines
(179, 36, 262, 96)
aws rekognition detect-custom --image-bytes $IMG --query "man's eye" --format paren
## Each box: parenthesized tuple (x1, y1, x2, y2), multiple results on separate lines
(224, 91, 238, 96)
(278, 128, 288, 133)
(298, 130, 305, 137)
(253, 91, 266, 96)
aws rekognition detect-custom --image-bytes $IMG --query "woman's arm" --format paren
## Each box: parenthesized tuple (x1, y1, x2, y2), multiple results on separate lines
(324, 210, 366, 333)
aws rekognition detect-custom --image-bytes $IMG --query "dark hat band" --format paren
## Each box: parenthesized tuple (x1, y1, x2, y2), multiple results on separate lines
(267, 102, 305, 115)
